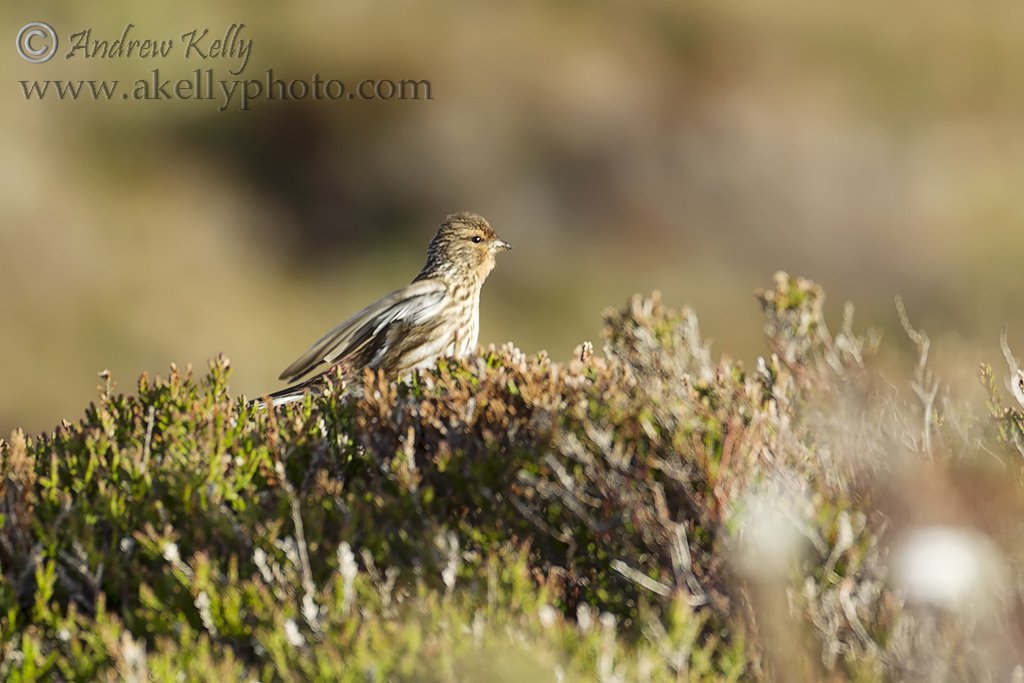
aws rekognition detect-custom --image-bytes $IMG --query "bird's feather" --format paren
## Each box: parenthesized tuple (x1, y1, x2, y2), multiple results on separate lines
(277, 279, 448, 382)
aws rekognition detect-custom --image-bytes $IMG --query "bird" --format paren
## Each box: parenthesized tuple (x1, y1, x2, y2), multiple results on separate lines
(259, 212, 511, 407)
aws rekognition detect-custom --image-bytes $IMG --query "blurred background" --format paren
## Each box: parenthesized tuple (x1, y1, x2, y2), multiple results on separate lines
(3, 0, 1024, 435)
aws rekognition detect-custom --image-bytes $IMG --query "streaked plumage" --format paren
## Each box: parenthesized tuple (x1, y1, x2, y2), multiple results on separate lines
(262, 212, 510, 406)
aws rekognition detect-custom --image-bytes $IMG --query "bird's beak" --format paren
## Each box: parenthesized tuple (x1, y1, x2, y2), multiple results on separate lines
(493, 239, 512, 252)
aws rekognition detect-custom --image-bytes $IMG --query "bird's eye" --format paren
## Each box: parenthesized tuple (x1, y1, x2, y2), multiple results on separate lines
(470, 235, 483, 243)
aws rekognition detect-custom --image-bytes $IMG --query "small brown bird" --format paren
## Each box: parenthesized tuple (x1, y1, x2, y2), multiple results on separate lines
(263, 212, 511, 406)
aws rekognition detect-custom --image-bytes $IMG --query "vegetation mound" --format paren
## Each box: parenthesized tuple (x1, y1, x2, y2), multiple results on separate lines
(2, 273, 1022, 681)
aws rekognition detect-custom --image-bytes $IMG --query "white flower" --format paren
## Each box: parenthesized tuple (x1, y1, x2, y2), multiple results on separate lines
(537, 604, 557, 629)
(284, 618, 304, 647)
(576, 603, 593, 633)
(893, 526, 1006, 612)
(338, 542, 358, 614)
(302, 593, 320, 626)
(162, 542, 180, 565)
(730, 477, 810, 579)
(195, 591, 218, 637)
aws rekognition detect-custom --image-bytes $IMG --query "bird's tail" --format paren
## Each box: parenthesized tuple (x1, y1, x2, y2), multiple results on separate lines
(249, 371, 357, 409)
(249, 377, 323, 409)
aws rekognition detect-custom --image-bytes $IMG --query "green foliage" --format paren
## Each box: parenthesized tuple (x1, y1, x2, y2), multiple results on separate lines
(2, 273, 1022, 680)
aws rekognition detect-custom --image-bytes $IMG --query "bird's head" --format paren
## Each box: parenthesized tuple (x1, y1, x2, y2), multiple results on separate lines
(420, 212, 511, 283)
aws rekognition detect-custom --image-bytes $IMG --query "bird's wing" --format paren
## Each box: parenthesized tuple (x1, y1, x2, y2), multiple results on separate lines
(278, 279, 448, 382)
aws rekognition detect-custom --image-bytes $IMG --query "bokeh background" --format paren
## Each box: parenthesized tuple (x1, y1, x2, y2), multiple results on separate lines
(4, 0, 1023, 435)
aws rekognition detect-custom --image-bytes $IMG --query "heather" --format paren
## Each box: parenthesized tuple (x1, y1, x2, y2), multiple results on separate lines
(2, 273, 1022, 681)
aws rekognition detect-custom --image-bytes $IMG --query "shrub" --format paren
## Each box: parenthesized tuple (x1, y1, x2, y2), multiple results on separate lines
(1, 272, 1021, 680)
